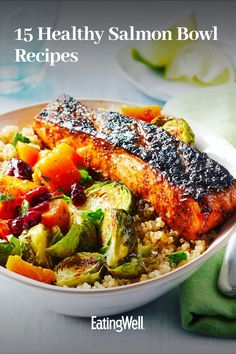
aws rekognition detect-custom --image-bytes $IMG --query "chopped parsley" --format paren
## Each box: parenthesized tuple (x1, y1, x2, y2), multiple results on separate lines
(7, 235, 22, 256)
(79, 169, 92, 184)
(0, 236, 22, 265)
(0, 192, 14, 202)
(20, 199, 30, 214)
(100, 245, 109, 255)
(168, 251, 187, 266)
(50, 194, 72, 203)
(96, 254, 106, 264)
(82, 208, 104, 226)
(13, 132, 30, 147)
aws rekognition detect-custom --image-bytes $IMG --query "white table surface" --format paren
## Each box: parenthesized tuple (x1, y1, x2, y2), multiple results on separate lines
(0, 1, 236, 353)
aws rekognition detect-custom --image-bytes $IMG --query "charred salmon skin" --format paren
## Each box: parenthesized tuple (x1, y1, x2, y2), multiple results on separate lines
(33, 95, 236, 240)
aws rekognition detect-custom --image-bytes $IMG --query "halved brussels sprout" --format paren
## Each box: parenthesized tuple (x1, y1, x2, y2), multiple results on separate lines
(108, 257, 147, 279)
(100, 208, 138, 267)
(78, 220, 98, 252)
(137, 242, 153, 258)
(79, 181, 133, 213)
(46, 220, 97, 259)
(49, 226, 64, 247)
(150, 116, 169, 127)
(19, 223, 52, 268)
(68, 204, 84, 225)
(151, 116, 195, 145)
(162, 118, 195, 145)
(55, 252, 105, 287)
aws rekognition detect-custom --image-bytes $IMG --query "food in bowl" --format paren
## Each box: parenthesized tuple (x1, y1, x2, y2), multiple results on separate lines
(0, 95, 235, 290)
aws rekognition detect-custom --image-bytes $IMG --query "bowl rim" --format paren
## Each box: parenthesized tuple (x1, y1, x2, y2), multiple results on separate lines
(0, 98, 235, 295)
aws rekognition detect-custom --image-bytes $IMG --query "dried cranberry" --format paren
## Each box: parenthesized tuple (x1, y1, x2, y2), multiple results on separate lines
(8, 210, 42, 236)
(6, 158, 33, 181)
(25, 186, 51, 207)
(30, 201, 49, 213)
(71, 182, 86, 206)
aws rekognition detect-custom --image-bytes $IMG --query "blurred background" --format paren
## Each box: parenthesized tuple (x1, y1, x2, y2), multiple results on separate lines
(0, 0, 236, 113)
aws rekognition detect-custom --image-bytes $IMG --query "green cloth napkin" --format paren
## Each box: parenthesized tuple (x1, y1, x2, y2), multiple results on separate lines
(179, 248, 236, 338)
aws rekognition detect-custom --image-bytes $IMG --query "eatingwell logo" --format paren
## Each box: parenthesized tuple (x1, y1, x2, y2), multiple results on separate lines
(91, 316, 145, 332)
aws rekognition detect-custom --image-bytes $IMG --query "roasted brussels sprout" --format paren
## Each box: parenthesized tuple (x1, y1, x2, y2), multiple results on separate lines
(19, 223, 52, 268)
(151, 117, 195, 145)
(49, 226, 64, 246)
(78, 220, 98, 251)
(150, 116, 169, 127)
(137, 242, 153, 258)
(79, 181, 133, 213)
(46, 223, 81, 259)
(100, 208, 138, 267)
(55, 252, 105, 287)
(68, 204, 84, 225)
(108, 257, 147, 279)
(46, 220, 97, 259)
(163, 118, 195, 144)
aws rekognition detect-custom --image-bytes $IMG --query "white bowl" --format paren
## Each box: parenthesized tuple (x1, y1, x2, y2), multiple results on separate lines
(0, 99, 235, 317)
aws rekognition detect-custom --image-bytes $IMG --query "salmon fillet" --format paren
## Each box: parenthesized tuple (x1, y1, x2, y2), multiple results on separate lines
(33, 95, 236, 240)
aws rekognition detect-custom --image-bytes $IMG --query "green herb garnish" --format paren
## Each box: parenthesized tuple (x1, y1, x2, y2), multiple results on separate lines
(82, 209, 104, 226)
(0, 236, 22, 265)
(96, 254, 106, 264)
(7, 235, 22, 256)
(168, 251, 187, 266)
(20, 199, 30, 214)
(50, 194, 72, 203)
(13, 132, 30, 147)
(100, 245, 109, 255)
(0, 192, 14, 202)
(79, 169, 92, 184)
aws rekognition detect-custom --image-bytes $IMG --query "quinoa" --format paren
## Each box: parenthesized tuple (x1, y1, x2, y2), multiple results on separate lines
(0, 125, 19, 144)
(0, 125, 41, 161)
(0, 125, 210, 290)
(134, 201, 208, 279)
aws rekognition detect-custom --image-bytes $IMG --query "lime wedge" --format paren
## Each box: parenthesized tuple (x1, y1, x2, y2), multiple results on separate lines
(165, 42, 235, 85)
(132, 13, 196, 68)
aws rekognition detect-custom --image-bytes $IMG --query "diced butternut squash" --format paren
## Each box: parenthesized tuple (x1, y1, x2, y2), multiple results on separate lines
(33, 143, 81, 193)
(42, 199, 70, 234)
(6, 255, 55, 284)
(0, 176, 38, 219)
(0, 175, 38, 195)
(56, 142, 84, 167)
(121, 106, 162, 123)
(16, 141, 39, 167)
